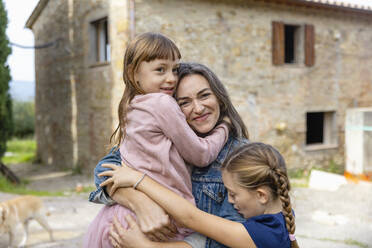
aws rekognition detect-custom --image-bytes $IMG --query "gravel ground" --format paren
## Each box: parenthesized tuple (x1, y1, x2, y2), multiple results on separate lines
(0, 192, 100, 247)
(0, 163, 371, 248)
(293, 182, 372, 248)
(0, 163, 102, 247)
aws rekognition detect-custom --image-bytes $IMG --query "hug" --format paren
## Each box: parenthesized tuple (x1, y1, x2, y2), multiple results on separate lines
(85, 32, 299, 248)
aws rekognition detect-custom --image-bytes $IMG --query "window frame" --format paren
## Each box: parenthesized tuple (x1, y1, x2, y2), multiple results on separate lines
(305, 111, 338, 151)
(272, 21, 315, 67)
(90, 17, 110, 64)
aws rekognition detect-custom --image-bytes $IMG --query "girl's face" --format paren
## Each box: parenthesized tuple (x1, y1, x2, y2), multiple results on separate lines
(222, 171, 266, 219)
(176, 74, 220, 134)
(134, 59, 179, 96)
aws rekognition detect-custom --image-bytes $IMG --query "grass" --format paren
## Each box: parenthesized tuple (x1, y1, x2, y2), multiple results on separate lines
(288, 160, 343, 179)
(2, 137, 36, 164)
(0, 175, 95, 197)
(78, 185, 96, 193)
(288, 159, 345, 188)
(288, 168, 310, 187)
(0, 138, 96, 196)
(314, 159, 344, 175)
(343, 239, 369, 248)
(0, 175, 65, 196)
(288, 168, 310, 179)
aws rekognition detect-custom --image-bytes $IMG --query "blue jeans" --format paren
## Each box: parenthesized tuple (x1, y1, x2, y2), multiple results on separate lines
(89, 147, 121, 205)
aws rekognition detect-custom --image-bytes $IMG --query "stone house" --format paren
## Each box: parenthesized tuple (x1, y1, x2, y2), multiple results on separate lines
(26, 0, 372, 172)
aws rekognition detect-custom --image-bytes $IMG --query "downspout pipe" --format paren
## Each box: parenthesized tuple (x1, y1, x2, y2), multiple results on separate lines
(129, 0, 135, 40)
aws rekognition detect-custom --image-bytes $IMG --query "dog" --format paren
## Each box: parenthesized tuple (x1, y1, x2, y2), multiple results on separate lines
(0, 195, 53, 247)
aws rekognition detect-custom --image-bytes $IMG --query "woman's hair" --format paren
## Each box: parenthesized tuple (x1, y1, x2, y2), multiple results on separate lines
(176, 62, 249, 139)
(222, 142, 299, 248)
(111, 32, 181, 147)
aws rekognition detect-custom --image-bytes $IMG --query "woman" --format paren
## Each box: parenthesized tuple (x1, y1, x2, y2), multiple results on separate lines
(89, 62, 249, 248)
(85, 33, 229, 248)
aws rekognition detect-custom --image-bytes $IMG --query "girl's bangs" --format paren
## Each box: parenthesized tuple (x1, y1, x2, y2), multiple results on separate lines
(143, 37, 181, 62)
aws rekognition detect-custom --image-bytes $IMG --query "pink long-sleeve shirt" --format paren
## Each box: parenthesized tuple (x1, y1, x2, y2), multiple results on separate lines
(120, 93, 229, 205)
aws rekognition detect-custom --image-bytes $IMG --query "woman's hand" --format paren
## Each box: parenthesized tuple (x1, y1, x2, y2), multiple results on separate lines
(99, 162, 142, 195)
(133, 198, 178, 241)
(109, 215, 152, 248)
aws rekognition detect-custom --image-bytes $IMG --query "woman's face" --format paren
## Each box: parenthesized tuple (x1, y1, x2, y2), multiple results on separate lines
(176, 74, 220, 134)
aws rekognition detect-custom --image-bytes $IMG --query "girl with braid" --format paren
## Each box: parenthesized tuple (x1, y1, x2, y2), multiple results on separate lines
(100, 142, 300, 248)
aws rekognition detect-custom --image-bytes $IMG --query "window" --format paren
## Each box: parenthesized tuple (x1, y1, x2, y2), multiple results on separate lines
(306, 111, 337, 148)
(91, 17, 110, 63)
(284, 25, 300, 64)
(272, 22, 315, 66)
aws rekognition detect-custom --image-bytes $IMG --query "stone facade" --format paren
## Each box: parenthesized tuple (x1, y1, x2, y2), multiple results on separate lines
(27, 0, 372, 172)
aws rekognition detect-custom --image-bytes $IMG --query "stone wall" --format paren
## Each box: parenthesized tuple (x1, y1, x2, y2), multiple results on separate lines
(32, 0, 122, 170)
(31, 0, 372, 171)
(133, 0, 372, 169)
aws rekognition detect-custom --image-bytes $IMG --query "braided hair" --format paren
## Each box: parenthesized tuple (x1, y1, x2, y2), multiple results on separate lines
(222, 142, 299, 248)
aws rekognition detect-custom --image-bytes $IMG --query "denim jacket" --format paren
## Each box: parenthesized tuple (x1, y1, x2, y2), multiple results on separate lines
(191, 136, 247, 248)
(89, 136, 248, 248)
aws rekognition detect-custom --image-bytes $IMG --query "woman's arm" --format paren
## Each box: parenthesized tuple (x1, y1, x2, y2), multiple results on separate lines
(91, 149, 177, 240)
(100, 164, 256, 248)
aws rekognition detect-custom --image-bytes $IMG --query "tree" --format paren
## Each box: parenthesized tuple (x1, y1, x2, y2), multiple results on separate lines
(0, 0, 12, 159)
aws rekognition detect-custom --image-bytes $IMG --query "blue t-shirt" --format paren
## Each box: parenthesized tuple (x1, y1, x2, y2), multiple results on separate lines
(243, 212, 291, 248)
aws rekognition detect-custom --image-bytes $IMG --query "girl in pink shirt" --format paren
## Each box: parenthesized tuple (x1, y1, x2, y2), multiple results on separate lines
(83, 32, 229, 248)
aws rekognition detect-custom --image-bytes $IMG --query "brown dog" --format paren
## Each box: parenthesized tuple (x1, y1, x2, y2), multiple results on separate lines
(0, 195, 53, 247)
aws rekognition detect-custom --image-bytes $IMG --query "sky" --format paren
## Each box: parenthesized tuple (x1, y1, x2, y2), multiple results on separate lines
(3, 0, 372, 84)
(4, 0, 39, 83)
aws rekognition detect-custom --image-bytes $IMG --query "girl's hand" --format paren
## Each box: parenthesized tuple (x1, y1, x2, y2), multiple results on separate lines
(109, 215, 153, 248)
(99, 162, 142, 195)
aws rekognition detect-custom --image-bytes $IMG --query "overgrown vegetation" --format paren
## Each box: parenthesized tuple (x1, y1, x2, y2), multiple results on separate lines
(0, 0, 12, 159)
(12, 101, 35, 137)
(2, 138, 36, 164)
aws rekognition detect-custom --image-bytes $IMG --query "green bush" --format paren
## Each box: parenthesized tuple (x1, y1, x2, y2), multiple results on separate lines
(0, 0, 12, 158)
(12, 101, 35, 137)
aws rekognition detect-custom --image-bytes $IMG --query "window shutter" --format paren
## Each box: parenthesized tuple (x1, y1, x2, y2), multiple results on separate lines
(272, 21, 284, 66)
(305, 24, 315, 67)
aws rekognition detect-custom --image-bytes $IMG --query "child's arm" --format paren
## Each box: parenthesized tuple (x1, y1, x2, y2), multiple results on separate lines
(150, 94, 229, 166)
(100, 164, 256, 248)
(90, 149, 178, 240)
